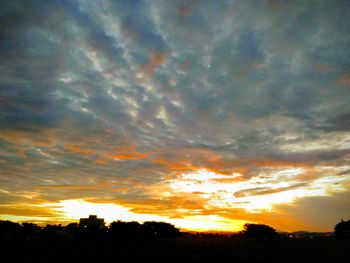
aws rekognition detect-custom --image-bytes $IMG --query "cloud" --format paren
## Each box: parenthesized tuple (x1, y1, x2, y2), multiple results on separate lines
(334, 72, 350, 86)
(0, 0, 350, 231)
(139, 52, 167, 77)
(320, 112, 350, 132)
(64, 145, 97, 155)
(105, 152, 147, 161)
(233, 183, 308, 198)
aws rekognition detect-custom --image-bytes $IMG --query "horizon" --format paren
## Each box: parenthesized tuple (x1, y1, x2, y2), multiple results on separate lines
(0, 199, 340, 233)
(0, 215, 336, 234)
(1, 0, 350, 234)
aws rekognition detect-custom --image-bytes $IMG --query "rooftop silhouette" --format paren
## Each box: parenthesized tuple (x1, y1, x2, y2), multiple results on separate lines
(79, 215, 105, 229)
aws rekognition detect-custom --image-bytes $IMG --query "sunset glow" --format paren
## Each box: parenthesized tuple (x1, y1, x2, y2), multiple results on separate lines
(54, 199, 247, 232)
(168, 169, 347, 212)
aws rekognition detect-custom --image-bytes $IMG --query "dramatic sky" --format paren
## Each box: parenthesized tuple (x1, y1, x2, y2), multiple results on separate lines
(1, 0, 350, 232)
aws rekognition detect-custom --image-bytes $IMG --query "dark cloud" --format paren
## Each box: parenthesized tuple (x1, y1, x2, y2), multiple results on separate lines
(234, 183, 308, 198)
(319, 112, 350, 132)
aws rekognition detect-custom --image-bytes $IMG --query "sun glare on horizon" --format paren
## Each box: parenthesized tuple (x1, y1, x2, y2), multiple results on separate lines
(44, 167, 349, 232)
(52, 199, 247, 232)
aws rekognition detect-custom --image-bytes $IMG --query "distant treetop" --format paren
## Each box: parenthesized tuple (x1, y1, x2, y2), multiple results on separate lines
(334, 219, 350, 239)
(241, 223, 277, 239)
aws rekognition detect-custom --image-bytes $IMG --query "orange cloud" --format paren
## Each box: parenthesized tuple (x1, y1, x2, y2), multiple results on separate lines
(177, 6, 191, 17)
(112, 145, 138, 152)
(150, 147, 313, 176)
(335, 72, 350, 85)
(95, 158, 107, 165)
(0, 130, 24, 144)
(202, 157, 313, 176)
(293, 168, 319, 181)
(63, 143, 147, 162)
(139, 53, 167, 77)
(0, 205, 58, 217)
(152, 147, 221, 162)
(105, 151, 147, 161)
(181, 60, 190, 72)
(205, 164, 248, 176)
(153, 159, 200, 173)
(211, 176, 246, 184)
(16, 148, 26, 158)
(63, 145, 96, 155)
(151, 147, 242, 175)
(123, 194, 208, 216)
(36, 182, 110, 191)
(0, 130, 56, 147)
(37, 185, 98, 191)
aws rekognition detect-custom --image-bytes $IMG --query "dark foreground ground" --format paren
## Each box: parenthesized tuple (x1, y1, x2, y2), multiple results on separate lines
(2, 236, 350, 262)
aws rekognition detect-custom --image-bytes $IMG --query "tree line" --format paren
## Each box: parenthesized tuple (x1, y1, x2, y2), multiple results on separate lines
(0, 219, 349, 243)
(0, 220, 181, 243)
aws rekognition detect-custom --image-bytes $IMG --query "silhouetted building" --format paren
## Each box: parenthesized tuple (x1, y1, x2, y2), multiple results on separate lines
(79, 215, 105, 229)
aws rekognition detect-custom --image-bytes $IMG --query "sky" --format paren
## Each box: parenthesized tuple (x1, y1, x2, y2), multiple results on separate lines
(0, 0, 350, 232)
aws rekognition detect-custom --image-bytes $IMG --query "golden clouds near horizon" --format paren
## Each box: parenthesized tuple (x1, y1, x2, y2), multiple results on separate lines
(1, 167, 348, 232)
(166, 168, 348, 212)
(54, 199, 246, 232)
(41, 167, 347, 231)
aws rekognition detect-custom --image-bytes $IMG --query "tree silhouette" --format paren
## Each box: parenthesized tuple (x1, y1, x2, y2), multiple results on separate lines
(334, 219, 350, 239)
(42, 224, 66, 243)
(0, 220, 21, 241)
(241, 223, 277, 239)
(109, 221, 142, 239)
(142, 221, 180, 238)
(108, 220, 180, 239)
(66, 223, 79, 233)
(21, 222, 41, 241)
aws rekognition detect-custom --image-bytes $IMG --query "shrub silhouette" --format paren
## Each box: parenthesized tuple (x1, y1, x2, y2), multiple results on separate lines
(241, 223, 277, 239)
(334, 219, 350, 239)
